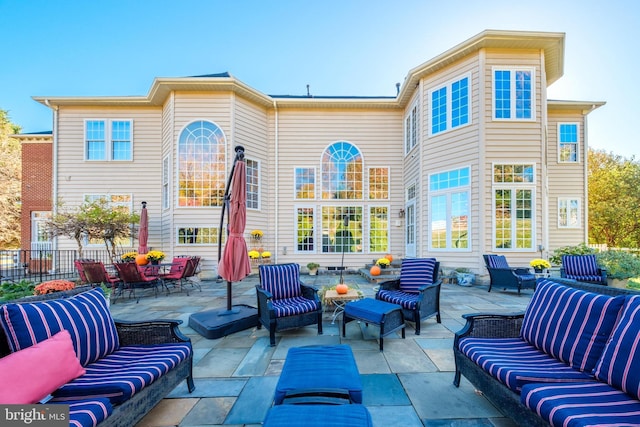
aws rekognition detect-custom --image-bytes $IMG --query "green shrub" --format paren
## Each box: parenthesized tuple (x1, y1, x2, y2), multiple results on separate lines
(596, 250, 640, 280)
(0, 279, 36, 302)
(550, 243, 595, 265)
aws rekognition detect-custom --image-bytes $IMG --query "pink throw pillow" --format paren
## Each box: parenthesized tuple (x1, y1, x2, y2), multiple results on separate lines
(0, 330, 86, 403)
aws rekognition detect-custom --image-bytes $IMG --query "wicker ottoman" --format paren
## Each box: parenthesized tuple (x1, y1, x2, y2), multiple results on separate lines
(263, 404, 372, 427)
(274, 345, 363, 405)
(343, 298, 405, 351)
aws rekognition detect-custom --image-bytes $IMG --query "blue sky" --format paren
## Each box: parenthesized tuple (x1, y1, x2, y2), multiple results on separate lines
(1, 0, 638, 158)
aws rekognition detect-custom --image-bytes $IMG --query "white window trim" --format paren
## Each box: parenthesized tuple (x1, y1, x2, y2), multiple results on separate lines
(558, 122, 580, 163)
(162, 155, 170, 210)
(558, 197, 581, 229)
(294, 166, 317, 200)
(84, 119, 133, 161)
(294, 204, 316, 254)
(404, 102, 419, 155)
(428, 73, 472, 136)
(491, 67, 536, 122)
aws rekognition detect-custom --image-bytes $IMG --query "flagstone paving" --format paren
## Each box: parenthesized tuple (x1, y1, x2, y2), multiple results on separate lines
(110, 272, 533, 427)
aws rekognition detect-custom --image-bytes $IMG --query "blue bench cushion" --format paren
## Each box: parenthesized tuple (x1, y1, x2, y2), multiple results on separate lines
(520, 280, 625, 372)
(487, 255, 510, 269)
(263, 404, 372, 427)
(59, 398, 113, 427)
(345, 298, 401, 324)
(272, 296, 320, 317)
(259, 263, 302, 300)
(274, 345, 362, 405)
(593, 295, 640, 401)
(521, 382, 640, 427)
(377, 289, 419, 310)
(0, 288, 120, 366)
(562, 254, 601, 281)
(51, 343, 192, 405)
(458, 338, 594, 392)
(399, 258, 436, 293)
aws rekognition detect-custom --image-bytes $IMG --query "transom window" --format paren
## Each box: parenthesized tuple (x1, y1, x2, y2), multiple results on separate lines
(405, 104, 419, 154)
(85, 120, 132, 161)
(321, 142, 363, 200)
(246, 159, 260, 209)
(559, 198, 580, 228)
(430, 76, 470, 135)
(559, 123, 579, 162)
(493, 68, 534, 120)
(493, 164, 535, 250)
(368, 167, 389, 200)
(429, 167, 470, 250)
(178, 121, 226, 207)
(295, 167, 316, 199)
(177, 227, 221, 245)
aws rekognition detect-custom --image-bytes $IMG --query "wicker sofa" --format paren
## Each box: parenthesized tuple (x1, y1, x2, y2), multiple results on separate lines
(0, 286, 195, 427)
(454, 277, 640, 426)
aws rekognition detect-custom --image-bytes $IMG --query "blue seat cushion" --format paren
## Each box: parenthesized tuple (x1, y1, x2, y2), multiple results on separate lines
(344, 298, 401, 324)
(377, 289, 419, 310)
(55, 398, 113, 427)
(274, 345, 362, 405)
(263, 404, 372, 427)
(458, 337, 593, 392)
(399, 258, 436, 293)
(0, 288, 120, 366)
(593, 295, 640, 400)
(259, 264, 302, 300)
(520, 280, 625, 372)
(51, 343, 192, 405)
(272, 296, 320, 317)
(522, 382, 640, 427)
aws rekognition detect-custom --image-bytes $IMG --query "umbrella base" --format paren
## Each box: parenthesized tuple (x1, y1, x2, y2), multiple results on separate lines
(188, 304, 259, 339)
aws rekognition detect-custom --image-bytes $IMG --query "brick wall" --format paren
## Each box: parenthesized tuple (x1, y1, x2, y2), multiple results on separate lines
(21, 142, 53, 251)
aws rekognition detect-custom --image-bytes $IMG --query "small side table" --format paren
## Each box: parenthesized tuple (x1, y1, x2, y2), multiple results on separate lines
(324, 289, 362, 324)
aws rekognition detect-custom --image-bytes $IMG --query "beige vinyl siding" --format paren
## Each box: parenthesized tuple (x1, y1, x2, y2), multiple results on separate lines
(547, 110, 588, 250)
(55, 106, 162, 251)
(160, 94, 175, 256)
(269, 107, 403, 267)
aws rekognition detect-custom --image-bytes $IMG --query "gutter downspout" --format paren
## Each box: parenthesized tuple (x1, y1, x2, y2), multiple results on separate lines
(45, 99, 59, 250)
(273, 100, 279, 263)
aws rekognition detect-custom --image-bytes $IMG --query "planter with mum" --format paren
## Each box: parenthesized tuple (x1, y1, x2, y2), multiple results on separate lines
(307, 262, 320, 275)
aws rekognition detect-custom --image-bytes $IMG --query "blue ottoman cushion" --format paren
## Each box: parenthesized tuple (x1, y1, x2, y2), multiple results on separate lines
(345, 298, 401, 324)
(274, 345, 362, 405)
(263, 404, 372, 427)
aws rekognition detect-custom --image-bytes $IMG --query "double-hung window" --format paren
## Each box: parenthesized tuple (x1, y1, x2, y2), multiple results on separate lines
(85, 120, 133, 161)
(405, 104, 419, 154)
(295, 167, 316, 199)
(493, 68, 534, 120)
(493, 164, 535, 250)
(558, 123, 579, 162)
(429, 167, 470, 250)
(430, 75, 470, 135)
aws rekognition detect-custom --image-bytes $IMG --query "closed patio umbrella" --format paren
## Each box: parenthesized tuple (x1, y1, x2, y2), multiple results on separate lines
(218, 146, 252, 311)
(137, 201, 149, 254)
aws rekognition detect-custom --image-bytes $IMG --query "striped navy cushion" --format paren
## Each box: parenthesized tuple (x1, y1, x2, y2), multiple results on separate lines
(399, 258, 436, 293)
(487, 255, 510, 269)
(593, 295, 640, 400)
(377, 289, 419, 310)
(51, 343, 192, 405)
(459, 338, 593, 392)
(562, 254, 599, 277)
(0, 288, 119, 366)
(520, 280, 625, 372)
(260, 264, 302, 300)
(272, 297, 320, 317)
(57, 398, 113, 427)
(522, 382, 640, 427)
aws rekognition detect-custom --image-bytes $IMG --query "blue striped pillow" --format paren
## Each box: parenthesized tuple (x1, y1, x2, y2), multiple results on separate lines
(562, 254, 599, 276)
(0, 288, 119, 366)
(399, 258, 436, 293)
(520, 280, 625, 372)
(259, 264, 302, 300)
(593, 295, 640, 400)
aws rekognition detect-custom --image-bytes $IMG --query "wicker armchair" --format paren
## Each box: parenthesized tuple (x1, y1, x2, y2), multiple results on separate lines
(375, 258, 442, 335)
(483, 254, 536, 294)
(256, 263, 323, 346)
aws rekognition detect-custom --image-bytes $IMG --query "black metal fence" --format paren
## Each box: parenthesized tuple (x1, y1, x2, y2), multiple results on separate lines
(0, 249, 127, 284)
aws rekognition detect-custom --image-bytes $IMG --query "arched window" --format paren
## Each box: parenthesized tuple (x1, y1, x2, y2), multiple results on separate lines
(178, 121, 226, 207)
(321, 141, 363, 200)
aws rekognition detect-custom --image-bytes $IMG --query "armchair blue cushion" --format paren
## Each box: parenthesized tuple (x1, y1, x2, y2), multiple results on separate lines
(376, 258, 441, 335)
(483, 254, 536, 294)
(257, 264, 323, 346)
(560, 254, 607, 285)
